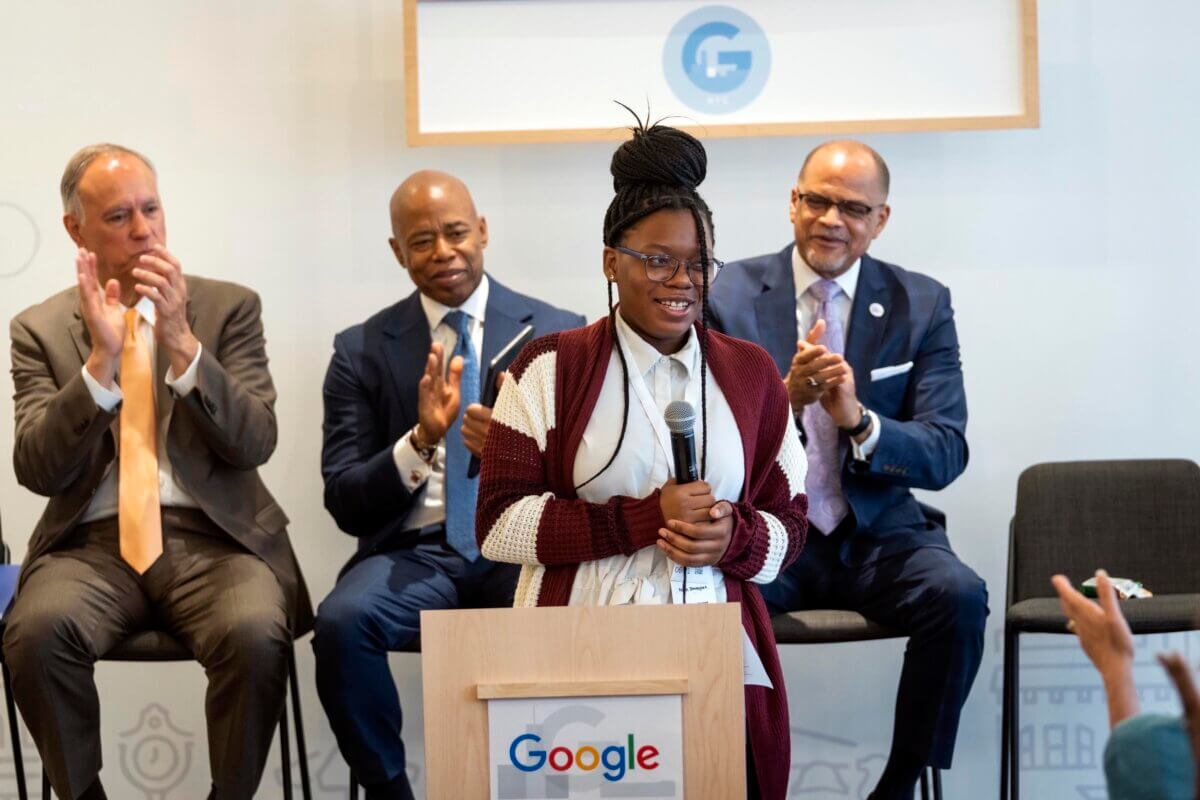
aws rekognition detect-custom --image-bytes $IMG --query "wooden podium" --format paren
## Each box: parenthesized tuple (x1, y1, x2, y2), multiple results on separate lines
(421, 603, 746, 799)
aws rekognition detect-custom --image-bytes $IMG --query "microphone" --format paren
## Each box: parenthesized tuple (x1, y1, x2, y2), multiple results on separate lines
(664, 400, 698, 483)
(664, 400, 698, 604)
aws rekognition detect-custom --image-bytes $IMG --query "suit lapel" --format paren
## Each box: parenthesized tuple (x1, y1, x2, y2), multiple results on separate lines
(480, 277, 534, 377)
(69, 315, 91, 366)
(754, 247, 798, 377)
(382, 293, 431, 425)
(844, 254, 889, 386)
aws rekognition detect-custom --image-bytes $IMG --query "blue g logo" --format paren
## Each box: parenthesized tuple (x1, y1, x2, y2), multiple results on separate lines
(664, 6, 771, 114)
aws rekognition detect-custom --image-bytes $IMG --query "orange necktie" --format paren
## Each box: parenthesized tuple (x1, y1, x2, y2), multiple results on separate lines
(118, 308, 163, 573)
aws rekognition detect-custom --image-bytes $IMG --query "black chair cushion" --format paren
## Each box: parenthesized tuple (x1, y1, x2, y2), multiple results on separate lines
(103, 630, 192, 661)
(772, 610, 903, 644)
(1007, 594, 1200, 635)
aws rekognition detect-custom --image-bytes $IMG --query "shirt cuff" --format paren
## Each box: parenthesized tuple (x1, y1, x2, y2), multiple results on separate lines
(394, 434, 433, 491)
(81, 363, 122, 412)
(851, 409, 882, 461)
(165, 343, 203, 397)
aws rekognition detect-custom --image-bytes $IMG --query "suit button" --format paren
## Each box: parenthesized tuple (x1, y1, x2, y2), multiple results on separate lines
(204, 398, 217, 414)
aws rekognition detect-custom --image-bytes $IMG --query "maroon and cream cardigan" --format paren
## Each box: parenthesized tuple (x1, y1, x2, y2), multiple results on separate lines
(476, 316, 808, 799)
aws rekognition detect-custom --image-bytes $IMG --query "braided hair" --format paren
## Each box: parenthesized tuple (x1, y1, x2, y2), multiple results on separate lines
(576, 109, 715, 490)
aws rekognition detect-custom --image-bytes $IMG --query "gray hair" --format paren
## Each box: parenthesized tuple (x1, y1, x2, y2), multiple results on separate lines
(60, 143, 156, 221)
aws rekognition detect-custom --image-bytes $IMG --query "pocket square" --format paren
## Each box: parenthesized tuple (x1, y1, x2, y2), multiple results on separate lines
(870, 362, 914, 382)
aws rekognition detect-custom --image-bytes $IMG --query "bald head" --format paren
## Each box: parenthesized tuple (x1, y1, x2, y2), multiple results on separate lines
(389, 170, 478, 235)
(799, 140, 890, 199)
(387, 170, 488, 307)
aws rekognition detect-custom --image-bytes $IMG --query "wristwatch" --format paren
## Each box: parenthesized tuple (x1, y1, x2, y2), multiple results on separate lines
(840, 404, 872, 437)
(409, 425, 437, 464)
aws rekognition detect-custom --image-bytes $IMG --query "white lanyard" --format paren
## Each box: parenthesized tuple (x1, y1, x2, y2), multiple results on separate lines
(614, 327, 681, 474)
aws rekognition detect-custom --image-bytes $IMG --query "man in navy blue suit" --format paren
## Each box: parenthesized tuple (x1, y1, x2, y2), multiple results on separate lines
(312, 171, 584, 800)
(709, 141, 987, 800)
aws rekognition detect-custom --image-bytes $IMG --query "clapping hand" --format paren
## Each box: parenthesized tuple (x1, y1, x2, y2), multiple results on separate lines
(416, 342, 463, 446)
(783, 320, 846, 412)
(76, 248, 126, 388)
(462, 372, 506, 457)
(131, 244, 199, 375)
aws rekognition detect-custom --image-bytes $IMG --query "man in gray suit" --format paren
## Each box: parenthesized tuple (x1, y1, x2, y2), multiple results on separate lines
(2, 144, 312, 800)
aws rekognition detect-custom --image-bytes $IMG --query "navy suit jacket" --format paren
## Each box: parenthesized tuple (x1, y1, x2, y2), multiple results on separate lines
(321, 275, 585, 572)
(709, 246, 968, 564)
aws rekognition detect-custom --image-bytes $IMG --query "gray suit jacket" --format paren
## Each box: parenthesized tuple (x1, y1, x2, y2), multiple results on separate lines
(10, 277, 313, 634)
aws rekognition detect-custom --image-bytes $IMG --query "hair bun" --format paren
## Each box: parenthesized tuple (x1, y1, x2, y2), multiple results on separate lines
(610, 124, 707, 193)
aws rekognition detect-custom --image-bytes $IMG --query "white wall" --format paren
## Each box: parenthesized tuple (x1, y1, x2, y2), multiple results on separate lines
(1, 1, 1197, 797)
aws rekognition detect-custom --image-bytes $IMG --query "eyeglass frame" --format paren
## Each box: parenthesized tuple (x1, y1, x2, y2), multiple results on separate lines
(611, 245, 725, 284)
(794, 191, 886, 221)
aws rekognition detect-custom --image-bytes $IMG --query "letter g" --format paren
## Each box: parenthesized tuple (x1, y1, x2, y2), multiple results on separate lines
(510, 733, 546, 772)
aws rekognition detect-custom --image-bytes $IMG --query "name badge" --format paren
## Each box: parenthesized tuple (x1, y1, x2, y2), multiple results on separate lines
(669, 564, 718, 605)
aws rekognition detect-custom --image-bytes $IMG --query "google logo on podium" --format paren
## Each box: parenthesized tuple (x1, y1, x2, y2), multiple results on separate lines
(508, 732, 662, 782)
(487, 694, 684, 799)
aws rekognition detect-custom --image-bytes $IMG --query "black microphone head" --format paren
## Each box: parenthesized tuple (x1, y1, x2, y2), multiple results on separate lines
(664, 400, 696, 435)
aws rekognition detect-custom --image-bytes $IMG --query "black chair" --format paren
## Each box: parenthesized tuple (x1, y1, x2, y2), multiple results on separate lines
(772, 610, 943, 800)
(0, 625, 312, 800)
(347, 636, 420, 800)
(999, 459, 1200, 800)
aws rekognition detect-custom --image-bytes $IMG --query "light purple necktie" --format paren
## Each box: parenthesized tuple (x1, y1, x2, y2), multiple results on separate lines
(802, 279, 850, 534)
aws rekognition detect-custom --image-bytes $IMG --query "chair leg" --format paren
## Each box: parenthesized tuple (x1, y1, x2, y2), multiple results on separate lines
(933, 767, 943, 800)
(279, 701, 294, 800)
(288, 647, 313, 800)
(1000, 626, 1011, 800)
(1002, 627, 1021, 800)
(349, 768, 359, 800)
(40, 768, 49, 800)
(1010, 634, 1021, 800)
(919, 768, 930, 800)
(4, 662, 29, 800)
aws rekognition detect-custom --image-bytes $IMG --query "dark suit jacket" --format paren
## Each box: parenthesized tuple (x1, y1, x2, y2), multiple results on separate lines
(10, 277, 313, 634)
(709, 246, 968, 564)
(321, 275, 585, 573)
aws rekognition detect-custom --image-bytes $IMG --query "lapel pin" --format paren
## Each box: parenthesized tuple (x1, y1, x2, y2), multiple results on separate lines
(869, 302, 885, 318)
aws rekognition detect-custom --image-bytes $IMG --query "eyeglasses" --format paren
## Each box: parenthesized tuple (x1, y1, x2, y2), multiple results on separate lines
(796, 192, 884, 221)
(613, 246, 724, 284)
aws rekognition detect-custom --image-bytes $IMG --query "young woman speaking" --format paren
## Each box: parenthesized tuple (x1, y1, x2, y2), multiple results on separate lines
(476, 114, 809, 799)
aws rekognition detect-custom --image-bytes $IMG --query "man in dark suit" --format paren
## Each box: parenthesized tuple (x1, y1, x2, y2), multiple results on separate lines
(313, 170, 584, 800)
(709, 141, 987, 800)
(3, 144, 311, 800)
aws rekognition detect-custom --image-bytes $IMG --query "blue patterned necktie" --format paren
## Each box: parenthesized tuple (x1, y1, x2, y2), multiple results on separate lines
(802, 279, 850, 534)
(443, 310, 480, 559)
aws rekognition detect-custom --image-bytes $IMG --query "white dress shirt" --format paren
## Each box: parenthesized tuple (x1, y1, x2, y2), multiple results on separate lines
(392, 275, 490, 533)
(568, 311, 745, 606)
(79, 295, 203, 523)
(791, 247, 882, 461)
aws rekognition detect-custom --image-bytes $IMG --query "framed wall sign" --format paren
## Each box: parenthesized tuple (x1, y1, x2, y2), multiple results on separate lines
(403, 0, 1039, 145)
